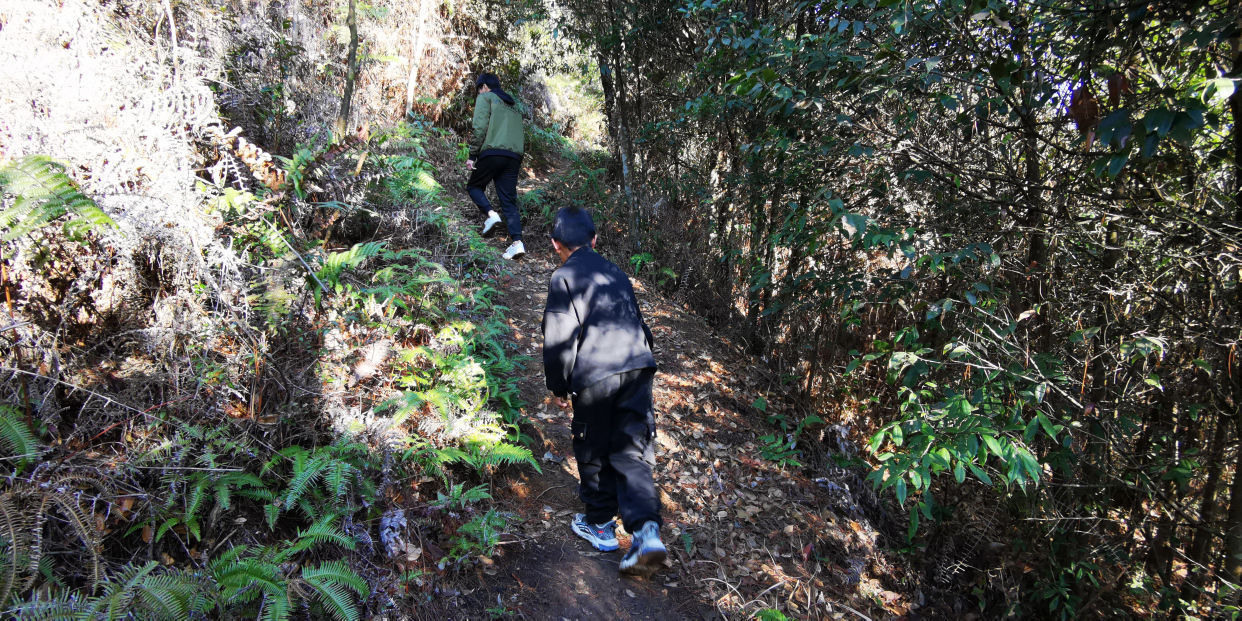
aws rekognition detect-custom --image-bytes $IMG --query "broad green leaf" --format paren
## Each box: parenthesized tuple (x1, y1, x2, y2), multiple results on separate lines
(968, 464, 993, 486)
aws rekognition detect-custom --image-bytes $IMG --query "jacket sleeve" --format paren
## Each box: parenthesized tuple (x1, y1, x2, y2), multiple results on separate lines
(631, 282, 655, 350)
(542, 275, 580, 397)
(469, 93, 491, 158)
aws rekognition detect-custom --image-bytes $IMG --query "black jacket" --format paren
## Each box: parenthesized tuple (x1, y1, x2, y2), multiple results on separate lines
(542, 248, 656, 397)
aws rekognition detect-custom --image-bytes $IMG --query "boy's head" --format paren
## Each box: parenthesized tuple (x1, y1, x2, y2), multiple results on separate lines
(552, 207, 596, 250)
(476, 73, 501, 93)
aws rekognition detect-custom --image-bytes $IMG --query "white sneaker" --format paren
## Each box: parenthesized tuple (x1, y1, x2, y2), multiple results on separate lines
(619, 521, 666, 576)
(481, 211, 502, 235)
(502, 240, 526, 260)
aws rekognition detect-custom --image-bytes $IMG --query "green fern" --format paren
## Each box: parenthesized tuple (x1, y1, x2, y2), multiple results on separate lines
(0, 405, 39, 471)
(4, 591, 80, 620)
(7, 563, 214, 620)
(285, 514, 355, 556)
(301, 560, 367, 621)
(260, 441, 377, 527)
(432, 483, 492, 511)
(0, 155, 115, 241)
(211, 527, 366, 621)
(317, 241, 387, 289)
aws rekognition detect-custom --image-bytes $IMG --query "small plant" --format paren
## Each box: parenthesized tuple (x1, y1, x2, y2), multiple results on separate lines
(260, 440, 378, 528)
(211, 518, 367, 621)
(755, 401, 823, 469)
(0, 405, 40, 472)
(0, 155, 115, 241)
(443, 509, 509, 567)
(630, 252, 655, 274)
(754, 609, 789, 621)
(432, 482, 492, 511)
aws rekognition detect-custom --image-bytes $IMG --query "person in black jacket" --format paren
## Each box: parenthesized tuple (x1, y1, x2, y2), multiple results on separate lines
(542, 206, 667, 577)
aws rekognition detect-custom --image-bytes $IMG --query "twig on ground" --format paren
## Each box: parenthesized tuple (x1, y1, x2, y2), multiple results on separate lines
(535, 483, 570, 499)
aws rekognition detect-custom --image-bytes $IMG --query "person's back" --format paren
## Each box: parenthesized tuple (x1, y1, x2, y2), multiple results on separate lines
(544, 247, 656, 396)
(542, 206, 666, 577)
(472, 90, 524, 159)
(466, 73, 526, 260)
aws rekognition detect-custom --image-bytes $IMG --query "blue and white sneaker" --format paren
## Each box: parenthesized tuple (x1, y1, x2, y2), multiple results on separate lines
(619, 521, 666, 576)
(572, 513, 619, 552)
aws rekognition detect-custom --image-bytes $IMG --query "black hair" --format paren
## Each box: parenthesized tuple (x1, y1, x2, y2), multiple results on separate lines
(552, 207, 596, 249)
(475, 73, 501, 90)
(474, 73, 515, 105)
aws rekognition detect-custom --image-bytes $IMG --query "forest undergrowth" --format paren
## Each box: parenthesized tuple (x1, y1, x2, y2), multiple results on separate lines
(1, 111, 559, 618)
(5, 0, 1240, 618)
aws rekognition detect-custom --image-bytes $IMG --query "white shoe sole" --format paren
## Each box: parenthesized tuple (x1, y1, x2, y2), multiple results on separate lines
(482, 217, 501, 235)
(619, 546, 666, 576)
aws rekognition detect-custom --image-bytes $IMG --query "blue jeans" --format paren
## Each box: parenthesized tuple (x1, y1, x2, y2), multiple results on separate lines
(466, 155, 522, 241)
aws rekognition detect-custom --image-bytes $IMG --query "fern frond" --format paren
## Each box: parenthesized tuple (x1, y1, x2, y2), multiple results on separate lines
(132, 568, 215, 618)
(322, 459, 355, 502)
(259, 588, 293, 621)
(316, 241, 387, 288)
(3, 590, 80, 621)
(282, 456, 327, 516)
(301, 560, 367, 597)
(464, 442, 540, 474)
(285, 514, 354, 557)
(213, 553, 283, 605)
(0, 155, 115, 241)
(302, 575, 360, 621)
(0, 406, 39, 468)
(83, 560, 159, 619)
(0, 492, 32, 604)
(45, 490, 102, 590)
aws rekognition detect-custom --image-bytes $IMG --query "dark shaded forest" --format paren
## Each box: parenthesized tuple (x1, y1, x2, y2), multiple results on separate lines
(0, 0, 1239, 618)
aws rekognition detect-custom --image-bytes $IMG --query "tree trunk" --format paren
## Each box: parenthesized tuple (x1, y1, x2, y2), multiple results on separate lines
(1223, 5, 1242, 591)
(403, 0, 431, 117)
(335, 0, 359, 138)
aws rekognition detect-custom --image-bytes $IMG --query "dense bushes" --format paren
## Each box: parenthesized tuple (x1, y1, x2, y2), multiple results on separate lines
(559, 0, 1241, 615)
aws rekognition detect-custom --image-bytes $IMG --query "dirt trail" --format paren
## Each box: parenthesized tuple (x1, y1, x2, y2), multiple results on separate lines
(443, 180, 908, 620)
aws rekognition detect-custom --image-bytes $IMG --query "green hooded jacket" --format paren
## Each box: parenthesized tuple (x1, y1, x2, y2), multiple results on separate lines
(470, 91, 524, 159)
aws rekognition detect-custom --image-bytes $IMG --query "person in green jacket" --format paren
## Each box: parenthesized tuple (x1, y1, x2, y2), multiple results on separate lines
(467, 73, 526, 260)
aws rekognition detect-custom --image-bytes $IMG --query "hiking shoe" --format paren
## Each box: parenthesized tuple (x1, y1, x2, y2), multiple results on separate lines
(481, 210, 502, 235)
(572, 514, 619, 552)
(502, 240, 526, 260)
(620, 521, 666, 576)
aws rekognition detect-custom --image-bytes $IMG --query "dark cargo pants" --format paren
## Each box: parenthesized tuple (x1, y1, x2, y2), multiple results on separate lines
(571, 368, 662, 532)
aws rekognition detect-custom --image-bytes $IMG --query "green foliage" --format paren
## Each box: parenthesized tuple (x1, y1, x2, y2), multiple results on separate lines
(561, 0, 1241, 614)
(0, 155, 115, 241)
(276, 143, 318, 199)
(7, 563, 213, 620)
(444, 510, 509, 567)
(757, 410, 822, 469)
(317, 241, 387, 291)
(260, 440, 377, 528)
(433, 483, 493, 511)
(0, 405, 39, 472)
(126, 418, 269, 545)
(754, 610, 789, 621)
(211, 521, 366, 621)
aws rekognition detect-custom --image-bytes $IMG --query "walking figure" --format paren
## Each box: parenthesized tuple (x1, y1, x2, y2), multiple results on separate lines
(542, 207, 667, 576)
(466, 73, 525, 260)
